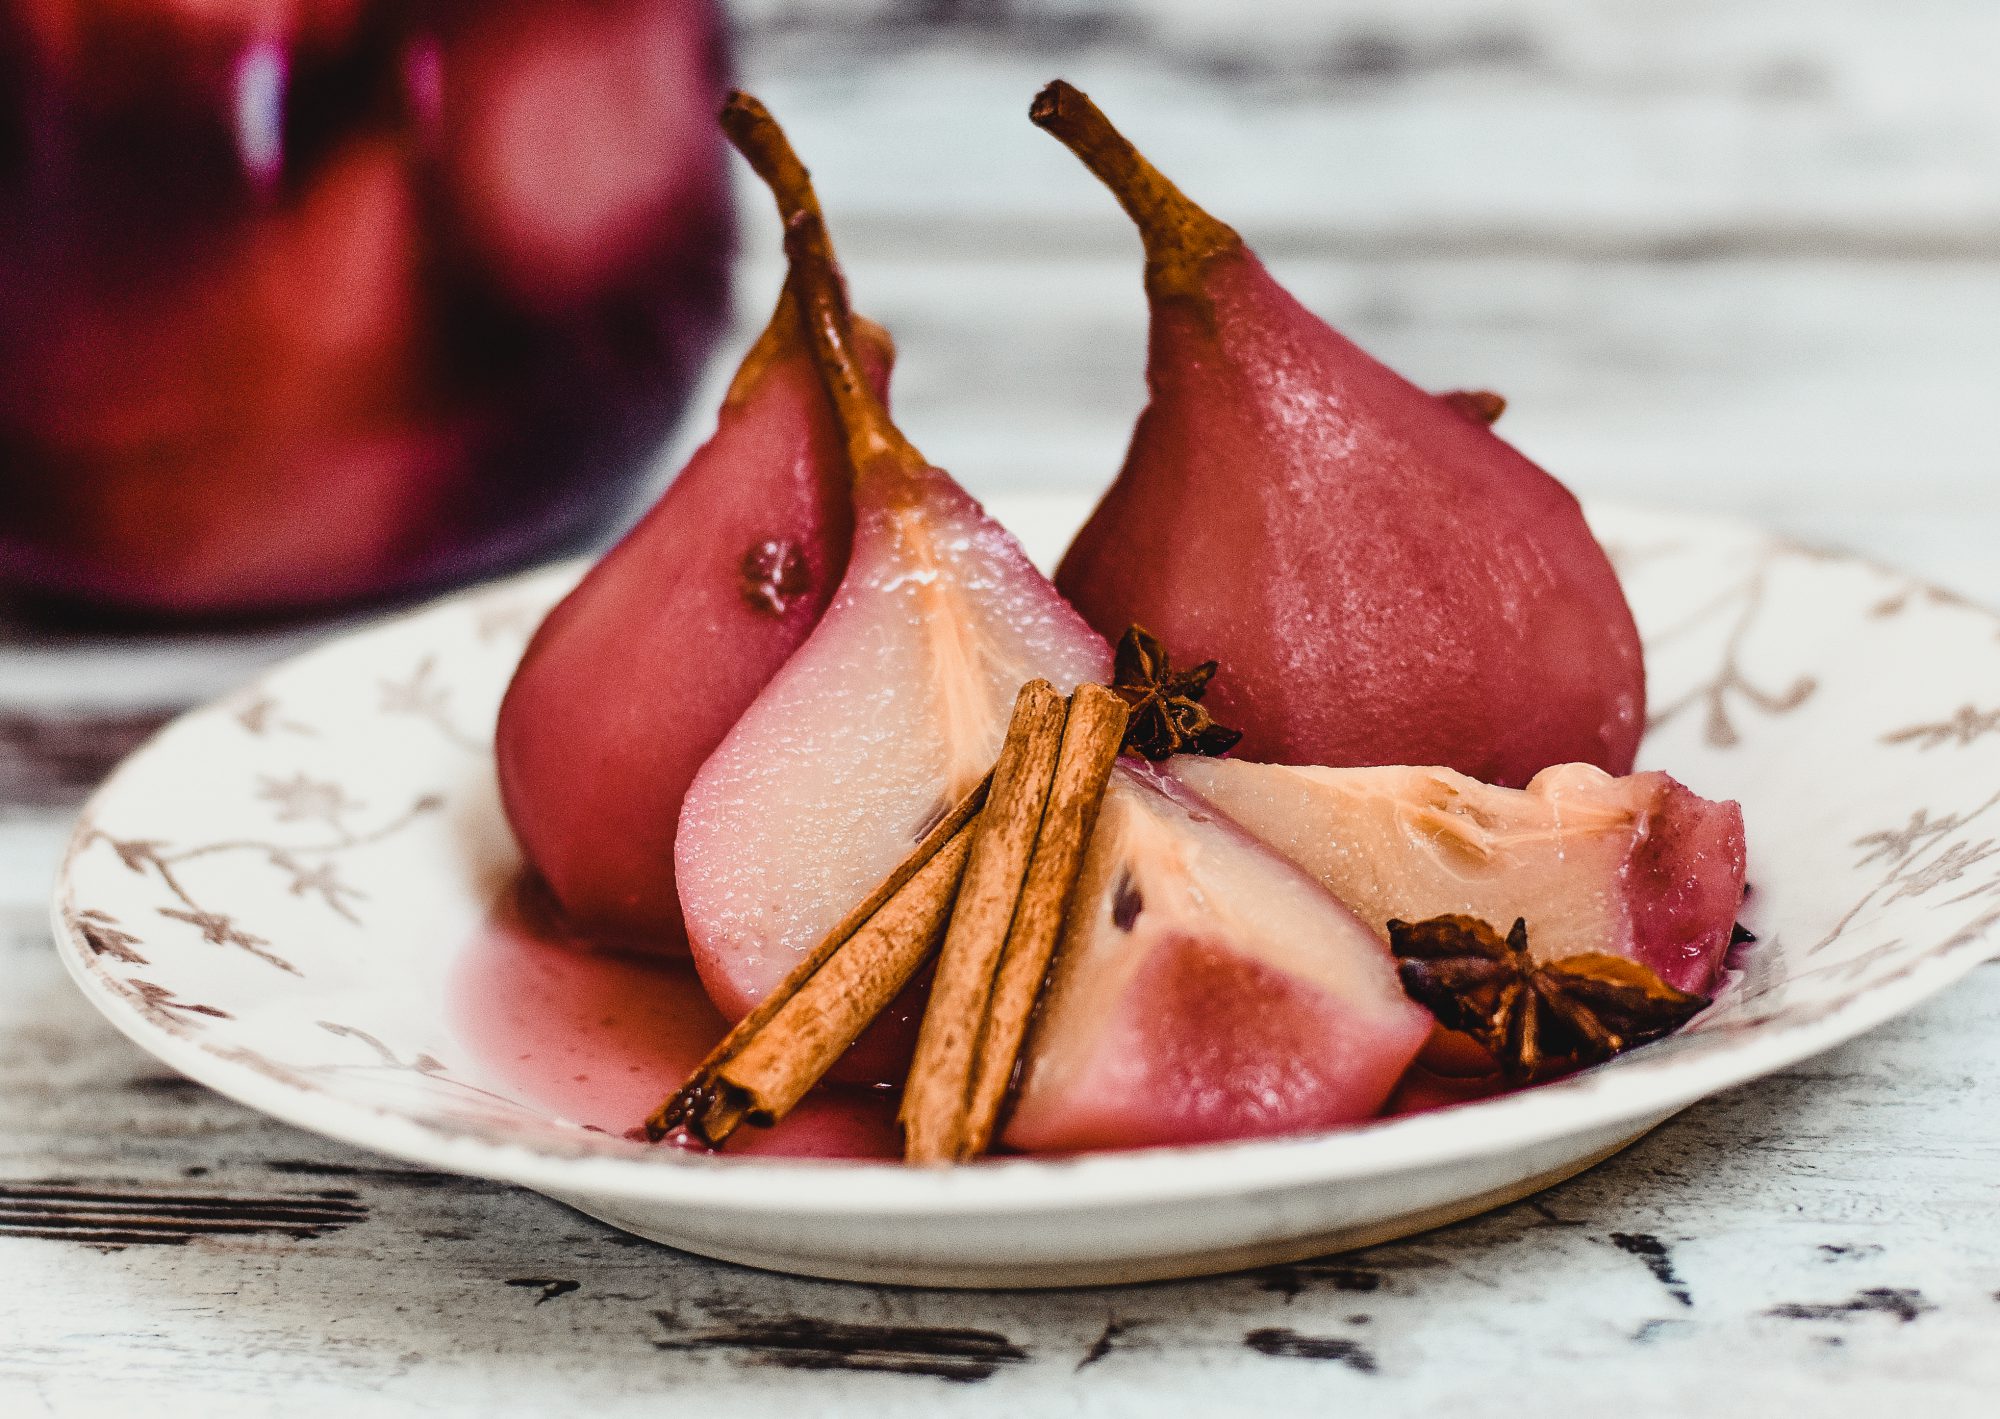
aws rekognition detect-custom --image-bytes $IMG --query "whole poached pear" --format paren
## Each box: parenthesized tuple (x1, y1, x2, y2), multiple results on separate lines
(495, 283, 891, 951)
(1033, 82, 1645, 788)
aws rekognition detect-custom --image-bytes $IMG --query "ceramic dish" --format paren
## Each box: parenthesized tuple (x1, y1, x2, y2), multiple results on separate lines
(50, 497, 2000, 1287)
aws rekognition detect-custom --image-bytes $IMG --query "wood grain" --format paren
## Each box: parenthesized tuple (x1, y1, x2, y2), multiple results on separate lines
(0, 710, 173, 809)
(5, 871, 1997, 1413)
(5, 3, 2000, 1412)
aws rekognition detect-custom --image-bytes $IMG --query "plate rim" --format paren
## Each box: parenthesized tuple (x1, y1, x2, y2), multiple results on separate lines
(47, 500, 2000, 1218)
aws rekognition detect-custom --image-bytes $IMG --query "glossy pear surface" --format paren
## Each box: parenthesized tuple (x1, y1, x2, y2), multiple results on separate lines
(1004, 766, 1432, 1154)
(1037, 82, 1644, 787)
(1057, 253, 1645, 786)
(676, 470, 1110, 1022)
(1172, 758, 1746, 997)
(495, 305, 889, 951)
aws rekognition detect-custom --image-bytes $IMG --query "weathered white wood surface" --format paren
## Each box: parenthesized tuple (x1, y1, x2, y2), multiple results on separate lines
(6, 3, 2000, 1412)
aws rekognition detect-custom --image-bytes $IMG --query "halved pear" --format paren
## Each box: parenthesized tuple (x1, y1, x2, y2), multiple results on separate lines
(676, 474, 1109, 1023)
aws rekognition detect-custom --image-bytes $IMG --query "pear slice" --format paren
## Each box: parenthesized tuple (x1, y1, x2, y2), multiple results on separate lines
(1170, 759, 1747, 997)
(677, 472, 1109, 1021)
(1004, 766, 1433, 1154)
(676, 97, 1109, 1031)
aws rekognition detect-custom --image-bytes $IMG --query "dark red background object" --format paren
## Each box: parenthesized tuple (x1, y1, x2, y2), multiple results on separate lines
(0, 0, 735, 620)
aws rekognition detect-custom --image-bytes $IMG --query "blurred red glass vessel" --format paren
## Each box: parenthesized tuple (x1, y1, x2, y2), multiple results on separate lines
(0, 0, 735, 620)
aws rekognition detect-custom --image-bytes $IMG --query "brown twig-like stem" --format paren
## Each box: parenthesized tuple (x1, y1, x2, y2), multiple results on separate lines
(958, 684, 1129, 1157)
(900, 681, 1068, 1163)
(1029, 80, 1240, 297)
(642, 774, 989, 1144)
(1440, 389, 1507, 426)
(720, 91, 926, 491)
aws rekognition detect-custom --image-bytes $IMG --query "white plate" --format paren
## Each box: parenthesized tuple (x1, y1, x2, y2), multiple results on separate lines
(49, 498, 2000, 1287)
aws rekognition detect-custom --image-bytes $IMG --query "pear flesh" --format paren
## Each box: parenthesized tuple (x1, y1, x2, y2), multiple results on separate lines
(1171, 758, 1748, 998)
(676, 469, 1109, 1024)
(1005, 765, 1434, 1154)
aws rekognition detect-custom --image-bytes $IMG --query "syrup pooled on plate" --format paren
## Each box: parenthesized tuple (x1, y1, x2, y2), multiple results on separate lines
(448, 879, 900, 1159)
(449, 879, 1641, 1160)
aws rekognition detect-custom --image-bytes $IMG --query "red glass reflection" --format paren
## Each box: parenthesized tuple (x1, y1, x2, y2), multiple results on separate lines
(0, 0, 735, 620)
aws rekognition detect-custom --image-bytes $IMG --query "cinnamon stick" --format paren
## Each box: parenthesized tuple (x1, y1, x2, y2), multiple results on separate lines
(714, 824, 975, 1128)
(958, 683, 1129, 1157)
(643, 773, 989, 1144)
(900, 680, 1067, 1163)
(645, 681, 1131, 1161)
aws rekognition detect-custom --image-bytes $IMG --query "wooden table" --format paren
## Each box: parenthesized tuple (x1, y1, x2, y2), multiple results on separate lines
(5, 4, 1998, 1411)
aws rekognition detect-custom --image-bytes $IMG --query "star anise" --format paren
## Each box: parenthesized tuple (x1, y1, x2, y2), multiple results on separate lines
(1387, 914, 1710, 1083)
(1110, 625, 1243, 761)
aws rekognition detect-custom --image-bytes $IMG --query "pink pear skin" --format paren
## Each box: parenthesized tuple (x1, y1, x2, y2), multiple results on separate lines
(1004, 765, 1434, 1153)
(496, 290, 891, 953)
(1033, 81, 1645, 788)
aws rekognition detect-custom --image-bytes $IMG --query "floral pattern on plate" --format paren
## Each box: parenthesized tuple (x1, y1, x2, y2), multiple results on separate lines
(48, 500, 2000, 1284)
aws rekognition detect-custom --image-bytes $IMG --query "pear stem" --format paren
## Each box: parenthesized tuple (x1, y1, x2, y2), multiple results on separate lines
(722, 275, 799, 410)
(1029, 80, 1240, 295)
(720, 92, 924, 481)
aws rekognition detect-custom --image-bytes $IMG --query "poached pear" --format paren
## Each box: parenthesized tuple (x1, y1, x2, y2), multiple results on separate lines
(1004, 765, 1433, 1153)
(495, 281, 891, 952)
(676, 97, 1108, 1040)
(1171, 758, 1746, 997)
(1032, 81, 1645, 788)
